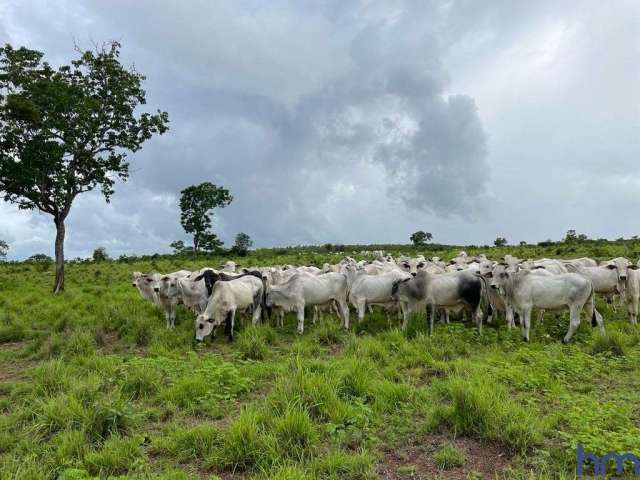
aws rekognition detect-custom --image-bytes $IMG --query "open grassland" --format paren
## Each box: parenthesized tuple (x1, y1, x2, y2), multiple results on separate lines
(2, 242, 640, 479)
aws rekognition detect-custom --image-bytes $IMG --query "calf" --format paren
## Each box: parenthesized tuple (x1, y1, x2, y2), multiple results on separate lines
(153, 270, 191, 328)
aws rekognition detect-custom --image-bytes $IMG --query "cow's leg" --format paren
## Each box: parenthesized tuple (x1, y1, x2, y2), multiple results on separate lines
(563, 305, 582, 343)
(296, 304, 305, 334)
(486, 302, 493, 325)
(400, 301, 410, 331)
(170, 303, 177, 329)
(339, 298, 350, 330)
(521, 308, 532, 342)
(356, 298, 366, 324)
(312, 306, 318, 325)
(628, 296, 638, 325)
(505, 306, 514, 329)
(537, 309, 545, 323)
(427, 302, 435, 336)
(227, 310, 236, 342)
(474, 304, 483, 333)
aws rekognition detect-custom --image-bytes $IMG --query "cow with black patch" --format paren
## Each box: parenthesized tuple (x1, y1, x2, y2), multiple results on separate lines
(392, 270, 483, 335)
(194, 269, 263, 296)
(195, 275, 264, 342)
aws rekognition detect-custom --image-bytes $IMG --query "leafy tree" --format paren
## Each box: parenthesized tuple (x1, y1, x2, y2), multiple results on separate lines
(179, 182, 232, 257)
(519, 240, 527, 246)
(0, 42, 169, 292)
(0, 239, 7, 259)
(92, 247, 109, 262)
(26, 253, 52, 263)
(232, 232, 253, 256)
(564, 229, 578, 243)
(494, 237, 507, 247)
(410, 230, 433, 246)
(169, 240, 185, 255)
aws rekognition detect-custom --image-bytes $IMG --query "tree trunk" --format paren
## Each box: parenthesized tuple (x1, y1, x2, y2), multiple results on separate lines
(53, 217, 66, 294)
(193, 235, 198, 259)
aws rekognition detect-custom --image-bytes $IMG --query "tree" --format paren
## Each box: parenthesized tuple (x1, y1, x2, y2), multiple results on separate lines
(169, 240, 185, 255)
(519, 241, 527, 246)
(179, 182, 232, 257)
(92, 247, 109, 262)
(0, 239, 7, 259)
(199, 232, 224, 254)
(494, 237, 507, 247)
(410, 230, 433, 246)
(232, 232, 253, 256)
(564, 229, 578, 243)
(26, 253, 52, 263)
(0, 42, 169, 292)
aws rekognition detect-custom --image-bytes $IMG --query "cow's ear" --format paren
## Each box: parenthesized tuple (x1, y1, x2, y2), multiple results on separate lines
(629, 265, 639, 270)
(161, 276, 169, 281)
(606, 264, 617, 270)
(194, 274, 204, 281)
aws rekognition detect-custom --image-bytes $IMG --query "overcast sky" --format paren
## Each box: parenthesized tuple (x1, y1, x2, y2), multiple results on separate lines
(1, 0, 639, 260)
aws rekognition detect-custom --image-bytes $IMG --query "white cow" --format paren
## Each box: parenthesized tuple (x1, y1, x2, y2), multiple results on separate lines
(132, 272, 159, 305)
(153, 270, 191, 328)
(344, 265, 410, 324)
(489, 267, 603, 342)
(625, 260, 640, 325)
(265, 272, 350, 334)
(177, 269, 212, 314)
(195, 276, 264, 342)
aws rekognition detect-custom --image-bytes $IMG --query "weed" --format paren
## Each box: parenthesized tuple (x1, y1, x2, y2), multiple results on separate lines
(433, 443, 465, 469)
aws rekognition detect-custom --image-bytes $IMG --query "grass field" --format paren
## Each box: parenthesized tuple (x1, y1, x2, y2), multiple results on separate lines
(1, 242, 640, 479)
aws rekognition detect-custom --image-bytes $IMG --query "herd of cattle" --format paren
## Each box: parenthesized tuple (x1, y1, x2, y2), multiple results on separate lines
(131, 252, 640, 344)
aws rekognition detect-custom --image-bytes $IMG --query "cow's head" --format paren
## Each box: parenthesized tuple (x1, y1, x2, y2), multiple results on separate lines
(195, 314, 215, 341)
(602, 258, 635, 293)
(399, 258, 426, 276)
(194, 269, 219, 296)
(132, 271, 142, 288)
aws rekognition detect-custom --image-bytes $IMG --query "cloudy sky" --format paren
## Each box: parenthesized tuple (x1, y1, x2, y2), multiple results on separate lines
(1, 0, 639, 259)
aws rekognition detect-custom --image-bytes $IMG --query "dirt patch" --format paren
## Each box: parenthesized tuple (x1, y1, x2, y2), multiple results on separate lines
(377, 433, 512, 480)
(0, 359, 33, 383)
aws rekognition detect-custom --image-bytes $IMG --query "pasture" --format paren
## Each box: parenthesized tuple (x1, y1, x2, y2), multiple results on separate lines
(1, 242, 640, 479)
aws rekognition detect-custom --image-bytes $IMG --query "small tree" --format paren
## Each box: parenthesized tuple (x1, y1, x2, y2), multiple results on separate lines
(410, 230, 433, 246)
(179, 182, 232, 257)
(519, 240, 527, 246)
(0, 239, 8, 259)
(26, 253, 52, 263)
(494, 237, 507, 247)
(564, 229, 578, 243)
(232, 232, 253, 256)
(92, 247, 109, 262)
(169, 240, 185, 255)
(0, 42, 168, 292)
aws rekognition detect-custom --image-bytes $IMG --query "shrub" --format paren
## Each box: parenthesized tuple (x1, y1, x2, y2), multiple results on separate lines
(0, 323, 26, 343)
(433, 443, 465, 469)
(213, 408, 276, 472)
(430, 374, 544, 452)
(120, 364, 163, 400)
(314, 321, 343, 345)
(590, 330, 627, 357)
(311, 450, 377, 480)
(152, 423, 222, 461)
(53, 430, 87, 470)
(237, 326, 270, 360)
(272, 405, 317, 461)
(84, 436, 143, 476)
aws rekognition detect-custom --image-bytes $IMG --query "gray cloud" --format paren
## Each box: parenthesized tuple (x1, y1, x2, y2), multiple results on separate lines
(1, 0, 639, 259)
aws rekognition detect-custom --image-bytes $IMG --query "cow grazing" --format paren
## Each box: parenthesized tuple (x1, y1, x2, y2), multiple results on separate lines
(489, 266, 603, 342)
(195, 276, 264, 342)
(392, 270, 483, 335)
(194, 269, 263, 296)
(265, 272, 349, 334)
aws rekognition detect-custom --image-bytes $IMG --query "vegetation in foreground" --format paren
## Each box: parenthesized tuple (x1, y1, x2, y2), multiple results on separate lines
(1, 242, 640, 479)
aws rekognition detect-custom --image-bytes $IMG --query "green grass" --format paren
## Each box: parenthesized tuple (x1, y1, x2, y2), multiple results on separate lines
(432, 443, 465, 469)
(1, 245, 640, 478)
